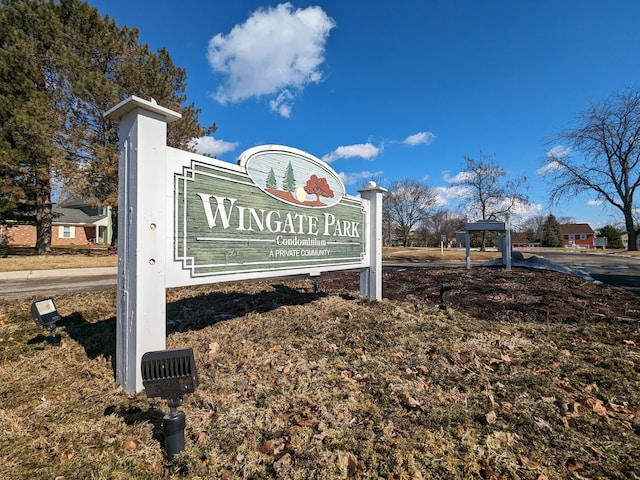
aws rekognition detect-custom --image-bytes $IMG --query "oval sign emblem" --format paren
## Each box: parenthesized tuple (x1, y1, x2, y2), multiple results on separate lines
(238, 145, 345, 208)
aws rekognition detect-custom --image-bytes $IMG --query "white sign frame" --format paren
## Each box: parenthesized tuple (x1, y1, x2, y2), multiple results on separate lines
(105, 96, 386, 391)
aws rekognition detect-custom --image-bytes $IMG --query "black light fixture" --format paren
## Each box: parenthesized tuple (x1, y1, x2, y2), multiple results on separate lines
(439, 283, 451, 310)
(141, 348, 199, 461)
(30, 298, 61, 346)
(309, 271, 321, 294)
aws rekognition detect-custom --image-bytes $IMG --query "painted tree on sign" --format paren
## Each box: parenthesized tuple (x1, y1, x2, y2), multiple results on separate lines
(304, 174, 334, 203)
(283, 161, 296, 192)
(266, 167, 278, 189)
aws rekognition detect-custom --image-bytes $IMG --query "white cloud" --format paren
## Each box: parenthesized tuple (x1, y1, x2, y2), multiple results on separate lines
(207, 3, 335, 117)
(587, 199, 604, 206)
(537, 160, 563, 176)
(338, 170, 384, 186)
(322, 143, 380, 164)
(547, 145, 571, 159)
(403, 131, 436, 146)
(434, 185, 470, 206)
(189, 136, 239, 157)
(442, 171, 473, 183)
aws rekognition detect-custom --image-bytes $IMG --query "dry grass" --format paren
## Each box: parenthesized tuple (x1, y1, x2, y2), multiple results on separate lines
(0, 246, 638, 272)
(0, 246, 117, 272)
(0, 270, 639, 479)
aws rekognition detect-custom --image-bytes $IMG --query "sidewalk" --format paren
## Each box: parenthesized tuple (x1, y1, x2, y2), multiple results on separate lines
(0, 266, 117, 280)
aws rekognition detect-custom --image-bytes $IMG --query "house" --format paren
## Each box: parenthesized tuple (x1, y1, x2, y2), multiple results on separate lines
(620, 233, 640, 250)
(560, 223, 594, 248)
(511, 231, 539, 248)
(1, 201, 112, 247)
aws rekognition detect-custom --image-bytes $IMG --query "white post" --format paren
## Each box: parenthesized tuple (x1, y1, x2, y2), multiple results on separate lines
(505, 215, 512, 271)
(105, 96, 181, 392)
(358, 182, 387, 300)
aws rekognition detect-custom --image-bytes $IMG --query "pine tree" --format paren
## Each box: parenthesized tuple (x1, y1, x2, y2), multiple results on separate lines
(0, 0, 215, 251)
(598, 225, 623, 249)
(283, 161, 296, 192)
(266, 167, 278, 189)
(541, 214, 563, 247)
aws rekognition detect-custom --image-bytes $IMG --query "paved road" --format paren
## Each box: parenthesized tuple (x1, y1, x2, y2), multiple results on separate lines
(1, 250, 640, 300)
(521, 249, 640, 296)
(0, 268, 118, 300)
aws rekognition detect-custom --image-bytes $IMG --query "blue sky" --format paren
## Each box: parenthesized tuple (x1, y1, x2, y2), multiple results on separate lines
(90, 0, 640, 230)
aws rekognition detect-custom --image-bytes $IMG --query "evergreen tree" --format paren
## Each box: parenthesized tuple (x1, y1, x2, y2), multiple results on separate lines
(283, 161, 296, 192)
(266, 168, 278, 189)
(0, 0, 215, 251)
(541, 214, 563, 247)
(597, 225, 623, 249)
(0, 0, 67, 252)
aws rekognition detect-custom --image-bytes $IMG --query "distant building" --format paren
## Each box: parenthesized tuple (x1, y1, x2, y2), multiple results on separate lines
(620, 233, 640, 250)
(560, 223, 594, 248)
(510, 231, 539, 248)
(0, 201, 112, 247)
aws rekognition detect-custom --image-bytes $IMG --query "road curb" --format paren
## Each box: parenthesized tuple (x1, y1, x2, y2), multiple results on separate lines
(0, 266, 117, 281)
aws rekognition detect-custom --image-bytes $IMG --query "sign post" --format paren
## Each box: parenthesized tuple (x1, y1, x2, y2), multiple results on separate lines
(106, 96, 181, 392)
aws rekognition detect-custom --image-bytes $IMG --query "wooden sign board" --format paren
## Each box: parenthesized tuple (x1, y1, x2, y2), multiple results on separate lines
(168, 145, 367, 285)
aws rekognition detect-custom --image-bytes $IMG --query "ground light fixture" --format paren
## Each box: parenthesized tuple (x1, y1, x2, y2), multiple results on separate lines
(439, 283, 452, 310)
(30, 298, 61, 346)
(141, 348, 199, 461)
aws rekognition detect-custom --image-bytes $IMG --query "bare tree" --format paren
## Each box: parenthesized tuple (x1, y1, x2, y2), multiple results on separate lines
(543, 88, 640, 251)
(384, 179, 439, 247)
(452, 151, 529, 250)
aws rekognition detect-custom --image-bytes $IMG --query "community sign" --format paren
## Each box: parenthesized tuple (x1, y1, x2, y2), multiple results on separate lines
(106, 96, 384, 391)
(169, 145, 367, 285)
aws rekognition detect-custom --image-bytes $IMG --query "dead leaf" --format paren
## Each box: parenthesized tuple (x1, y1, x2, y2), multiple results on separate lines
(269, 344, 283, 353)
(411, 468, 424, 480)
(485, 411, 497, 424)
(392, 351, 404, 358)
(296, 418, 318, 429)
(208, 342, 220, 357)
(257, 438, 286, 455)
(404, 392, 422, 409)
(583, 397, 607, 416)
(480, 459, 499, 480)
(122, 437, 138, 451)
(339, 452, 361, 475)
(282, 364, 292, 374)
(416, 365, 429, 375)
(59, 451, 74, 463)
(519, 455, 543, 470)
(491, 431, 520, 446)
(534, 417, 553, 431)
(567, 459, 584, 471)
(195, 431, 207, 444)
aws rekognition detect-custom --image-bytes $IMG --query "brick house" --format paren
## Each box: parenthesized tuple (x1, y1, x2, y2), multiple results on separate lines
(560, 223, 594, 248)
(1, 201, 112, 247)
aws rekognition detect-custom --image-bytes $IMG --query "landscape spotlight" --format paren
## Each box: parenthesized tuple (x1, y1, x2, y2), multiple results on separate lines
(439, 283, 451, 309)
(30, 298, 61, 346)
(141, 348, 199, 461)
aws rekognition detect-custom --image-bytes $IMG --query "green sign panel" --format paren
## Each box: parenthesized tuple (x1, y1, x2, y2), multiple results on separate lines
(174, 146, 366, 278)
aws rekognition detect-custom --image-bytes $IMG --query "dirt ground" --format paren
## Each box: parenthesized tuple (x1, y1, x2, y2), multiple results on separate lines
(318, 266, 640, 323)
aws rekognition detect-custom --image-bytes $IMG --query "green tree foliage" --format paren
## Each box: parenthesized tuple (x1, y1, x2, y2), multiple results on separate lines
(283, 161, 296, 192)
(0, 0, 214, 251)
(597, 225, 623, 249)
(266, 168, 278, 189)
(0, 0, 67, 252)
(541, 214, 563, 247)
